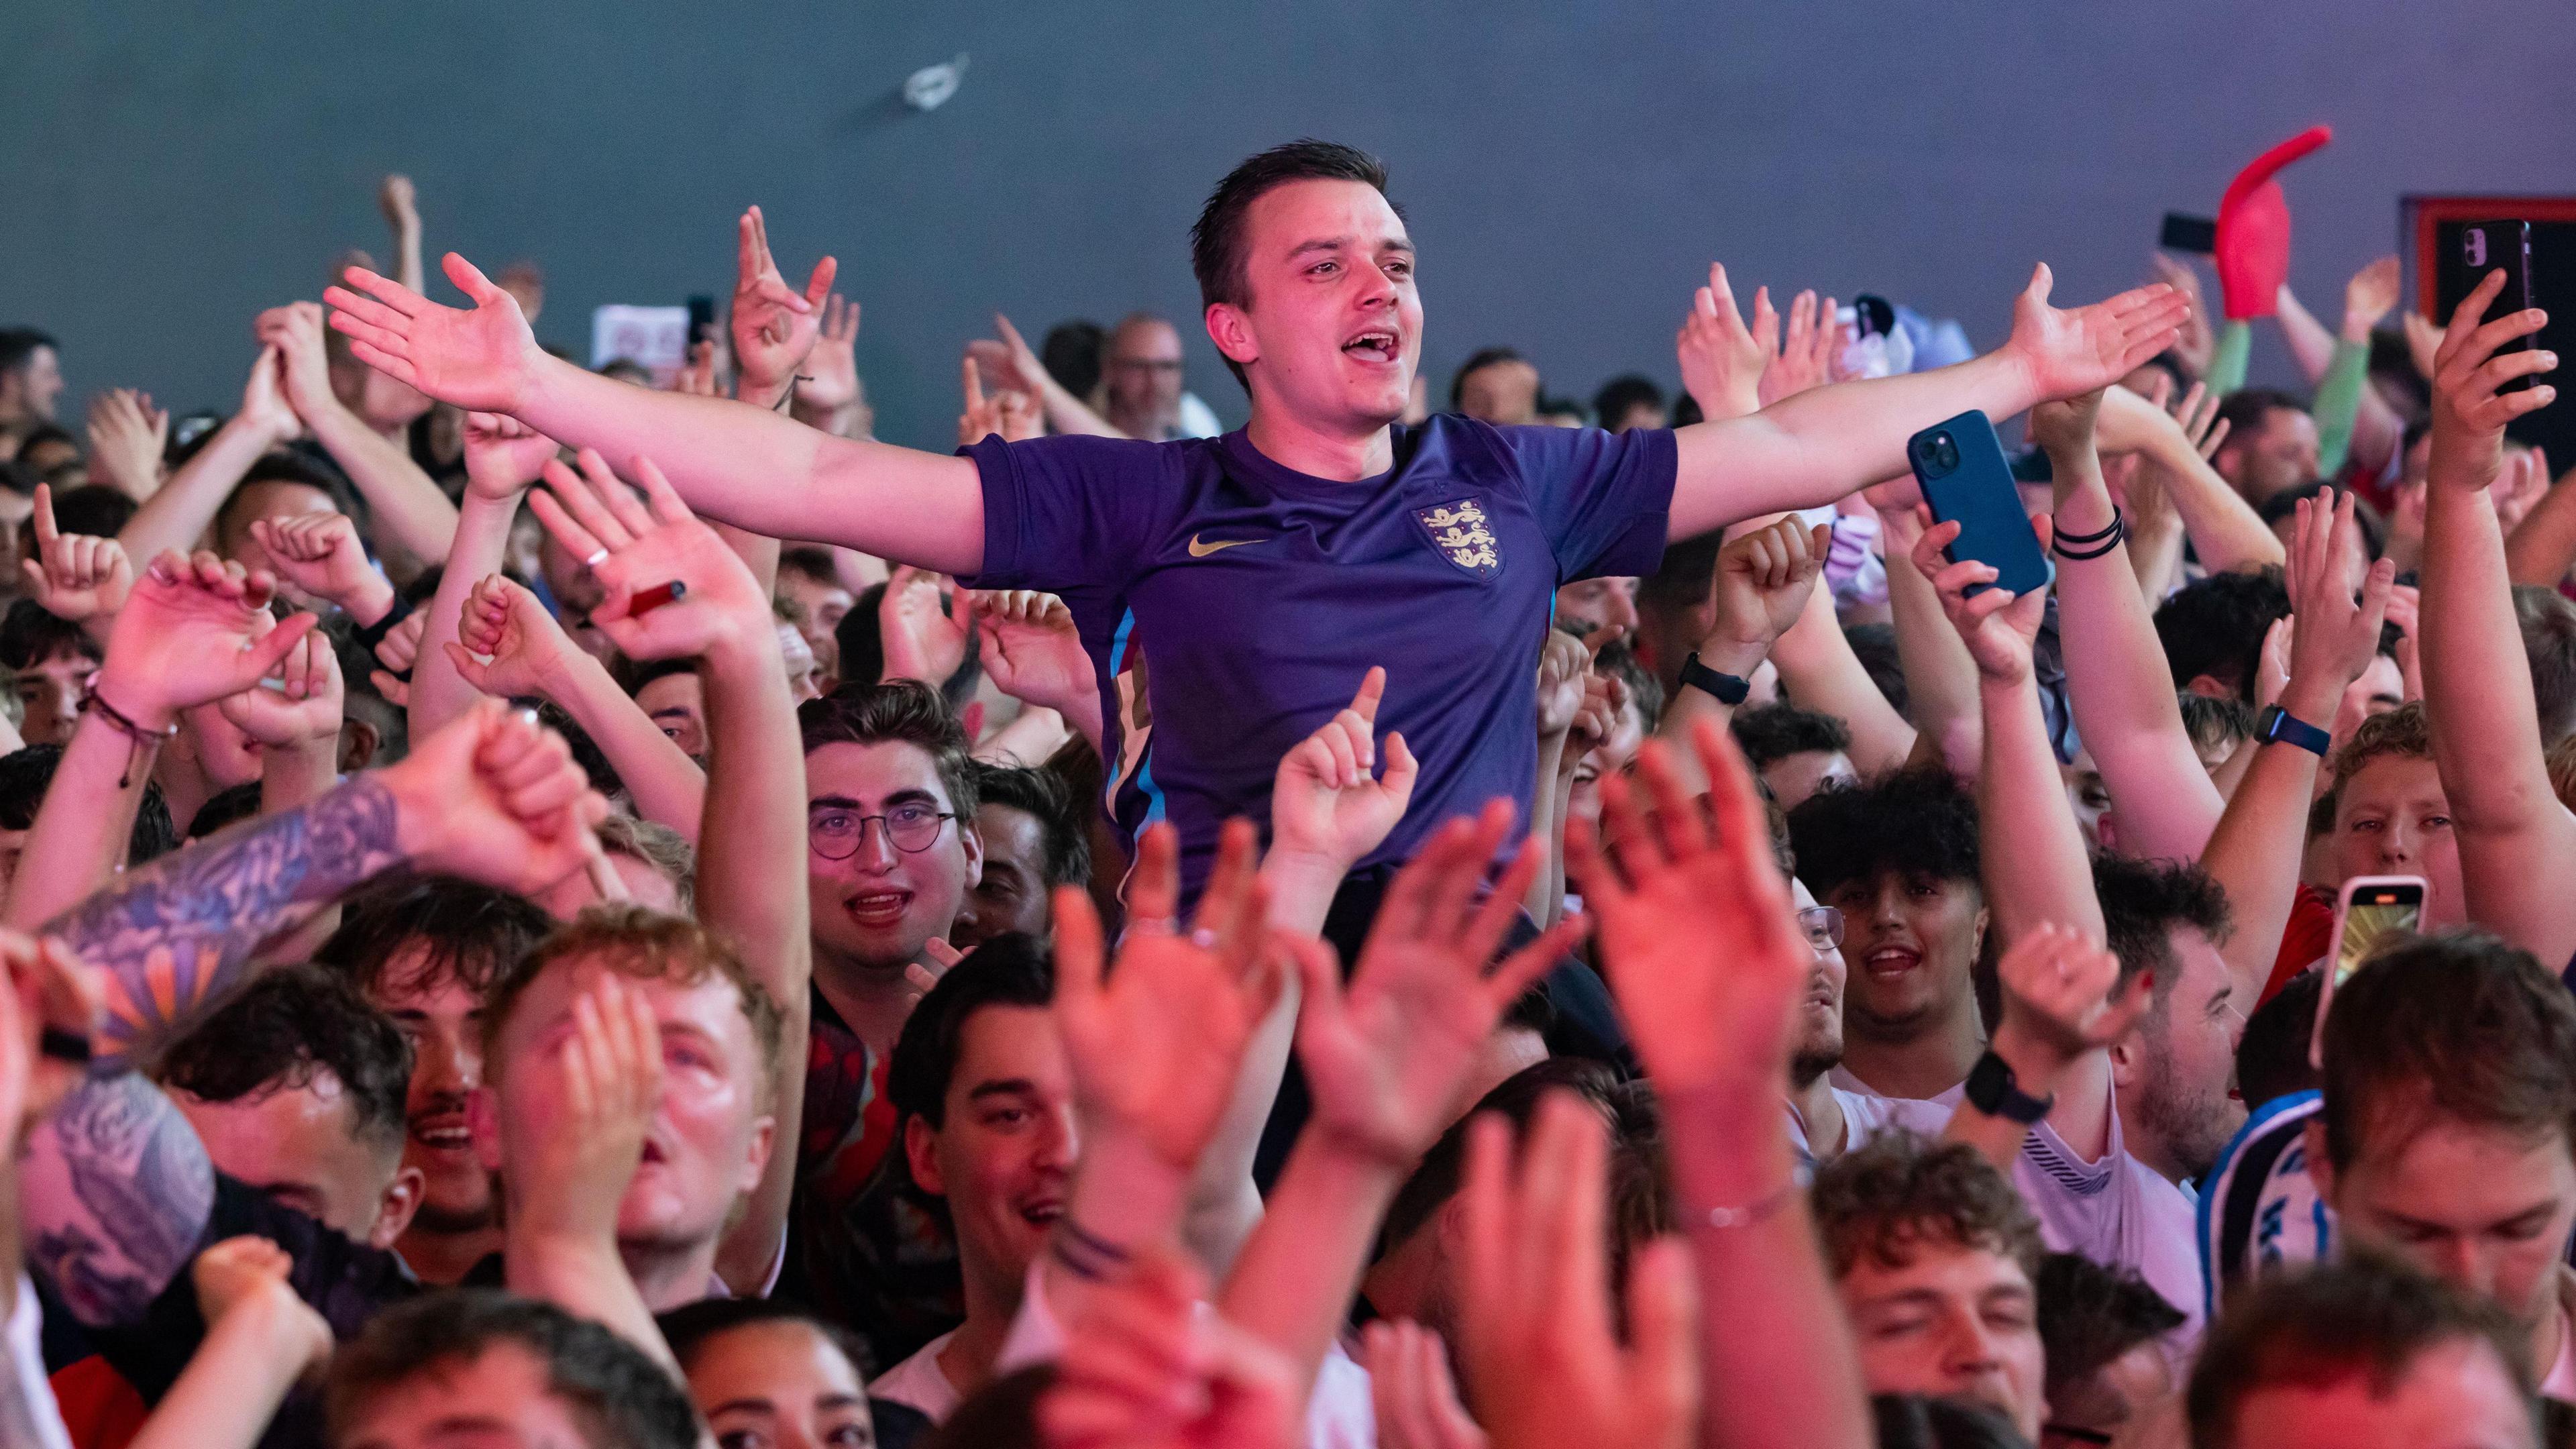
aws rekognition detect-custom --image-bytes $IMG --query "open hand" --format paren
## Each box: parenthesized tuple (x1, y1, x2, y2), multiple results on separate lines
(800, 294, 863, 413)
(1674, 263, 1770, 421)
(2427, 269, 2557, 493)
(1268, 667, 1419, 875)
(2006, 266, 2190, 405)
(974, 589, 1091, 714)
(731, 205, 837, 397)
(500, 971, 663, 1245)
(1535, 629, 1587, 738)
(2343, 256, 2402, 340)
(1759, 288, 1841, 407)
(83, 388, 166, 498)
(527, 448, 771, 664)
(2278, 489, 2395, 718)
(19, 483, 133, 623)
(879, 566, 973, 685)
(327, 252, 545, 414)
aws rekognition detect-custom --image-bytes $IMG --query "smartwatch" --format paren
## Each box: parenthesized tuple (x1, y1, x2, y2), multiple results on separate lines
(1679, 652, 1751, 706)
(2253, 704, 2332, 757)
(1964, 1051, 2054, 1124)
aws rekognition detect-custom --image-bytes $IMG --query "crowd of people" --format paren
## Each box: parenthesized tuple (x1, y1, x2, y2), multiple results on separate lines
(0, 136, 2562, 1448)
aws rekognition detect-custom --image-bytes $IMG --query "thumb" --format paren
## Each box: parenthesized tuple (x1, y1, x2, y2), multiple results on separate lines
(803, 256, 838, 310)
(444, 252, 504, 307)
(2026, 262, 2054, 307)
(17, 560, 43, 596)
(239, 613, 319, 681)
(443, 640, 492, 692)
(1379, 731, 1419, 799)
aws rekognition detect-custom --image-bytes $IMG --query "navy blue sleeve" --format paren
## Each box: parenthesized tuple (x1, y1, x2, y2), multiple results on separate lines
(961, 433, 1175, 592)
(1499, 425, 1680, 582)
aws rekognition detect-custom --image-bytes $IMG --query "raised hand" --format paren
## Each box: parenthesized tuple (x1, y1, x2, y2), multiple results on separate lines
(800, 293, 863, 413)
(1565, 720, 1810, 1095)
(966, 312, 1054, 402)
(216, 630, 345, 749)
(326, 252, 545, 413)
(370, 609, 425, 705)
(879, 566, 973, 685)
(1268, 667, 1420, 875)
(378, 173, 420, 248)
(1989, 923, 2151, 1085)
(2168, 379, 2231, 461)
(1909, 515, 2051, 684)
(256, 301, 341, 424)
(1288, 802, 1584, 1167)
(2403, 311, 2445, 384)
(500, 971, 663, 1246)
(189, 1236, 333, 1374)
(2279, 489, 2395, 722)
(1759, 288, 1841, 408)
(2004, 266, 2190, 404)
(93, 551, 319, 731)
(462, 409, 561, 502)
(959, 354, 1009, 447)
(2147, 253, 2216, 378)
(526, 448, 771, 663)
(2343, 256, 2402, 341)
(1363, 1320, 1489, 1449)
(375, 694, 610, 894)
(1535, 629, 1587, 739)
(730, 206, 837, 398)
(445, 574, 582, 700)
(974, 589, 1092, 714)
(19, 483, 133, 623)
(2027, 387, 2106, 500)
(1703, 516, 1830, 672)
(1456, 1095, 1699, 1449)
(1040, 1248, 1299, 1449)
(671, 339, 720, 398)
(2427, 269, 2557, 494)
(1052, 821, 1281, 1172)
(237, 345, 302, 446)
(83, 388, 167, 498)
(249, 511, 391, 617)
(1674, 263, 1771, 420)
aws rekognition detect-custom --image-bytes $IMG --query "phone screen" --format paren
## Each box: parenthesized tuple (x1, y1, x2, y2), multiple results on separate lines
(2334, 885, 2424, 985)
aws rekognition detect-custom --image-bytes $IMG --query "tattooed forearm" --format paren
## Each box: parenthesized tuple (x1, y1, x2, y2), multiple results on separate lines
(21, 1073, 215, 1326)
(46, 775, 404, 1065)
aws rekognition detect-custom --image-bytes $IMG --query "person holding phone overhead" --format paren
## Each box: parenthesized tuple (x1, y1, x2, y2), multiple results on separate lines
(327, 143, 2183, 908)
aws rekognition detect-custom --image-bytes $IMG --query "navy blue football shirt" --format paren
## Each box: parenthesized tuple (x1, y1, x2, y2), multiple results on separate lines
(963, 415, 1677, 902)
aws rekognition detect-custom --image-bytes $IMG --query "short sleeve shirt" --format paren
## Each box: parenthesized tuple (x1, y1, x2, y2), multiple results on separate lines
(965, 419, 1677, 900)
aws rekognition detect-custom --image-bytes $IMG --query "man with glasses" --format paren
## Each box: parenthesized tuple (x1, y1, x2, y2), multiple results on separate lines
(1100, 313, 1202, 441)
(784, 680, 984, 1314)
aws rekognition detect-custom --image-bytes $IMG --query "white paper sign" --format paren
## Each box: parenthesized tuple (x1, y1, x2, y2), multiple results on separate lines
(590, 305, 692, 382)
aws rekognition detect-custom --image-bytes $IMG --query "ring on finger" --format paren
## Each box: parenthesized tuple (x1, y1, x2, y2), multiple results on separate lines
(584, 549, 610, 568)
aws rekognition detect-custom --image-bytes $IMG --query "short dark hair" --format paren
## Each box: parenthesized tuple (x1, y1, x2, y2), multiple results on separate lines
(776, 545, 839, 588)
(2215, 387, 2311, 449)
(2515, 586, 2576, 744)
(2093, 855, 2232, 1005)
(1811, 1129, 2043, 1283)
(613, 653, 697, 702)
(327, 1290, 700, 1449)
(2037, 1252, 2186, 1409)
(1731, 702, 1854, 771)
(0, 329, 56, 378)
(218, 449, 356, 538)
(2179, 691, 2256, 761)
(831, 586, 982, 710)
(2155, 569, 2289, 701)
(0, 596, 101, 669)
(1379, 1058, 1668, 1261)
(2320, 930, 2576, 1173)
(154, 963, 413, 1162)
(800, 680, 980, 820)
(971, 762, 1091, 889)
(0, 744, 176, 865)
(1869, 1395, 2030, 1449)
(1591, 374, 1666, 432)
(1595, 642, 1664, 734)
(1449, 347, 1529, 413)
(2235, 966, 2323, 1109)
(36, 483, 137, 543)
(1786, 765, 1980, 898)
(187, 782, 262, 840)
(2257, 482, 2384, 559)
(888, 934, 1054, 1132)
(657, 1297, 873, 1387)
(1040, 321, 1108, 400)
(2186, 1258, 2536, 1449)
(1189, 140, 1394, 390)
(316, 873, 554, 1004)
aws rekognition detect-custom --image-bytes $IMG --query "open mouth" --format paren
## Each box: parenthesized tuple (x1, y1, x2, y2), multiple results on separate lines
(1862, 946, 1922, 979)
(843, 890, 912, 928)
(411, 1115, 473, 1153)
(1342, 330, 1399, 364)
(1020, 1199, 1065, 1229)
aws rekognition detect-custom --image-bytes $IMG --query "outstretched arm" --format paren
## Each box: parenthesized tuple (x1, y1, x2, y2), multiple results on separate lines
(327, 250, 987, 573)
(1669, 268, 2186, 537)
(262, 302, 458, 569)
(118, 352, 301, 567)
(2420, 272, 2575, 960)
(1658, 517, 1828, 795)
(1766, 566, 1917, 776)
(2094, 384, 2282, 576)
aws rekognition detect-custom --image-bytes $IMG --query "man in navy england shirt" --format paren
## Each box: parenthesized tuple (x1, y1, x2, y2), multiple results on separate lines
(328, 140, 2185, 896)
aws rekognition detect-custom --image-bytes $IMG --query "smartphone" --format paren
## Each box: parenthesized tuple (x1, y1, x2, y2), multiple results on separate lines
(2308, 875, 2428, 1069)
(1911, 410, 2052, 598)
(2436, 220, 2539, 392)
(2161, 212, 2217, 256)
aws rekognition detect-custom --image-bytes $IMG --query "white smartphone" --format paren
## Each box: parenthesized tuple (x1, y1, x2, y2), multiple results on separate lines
(2308, 875, 2428, 1069)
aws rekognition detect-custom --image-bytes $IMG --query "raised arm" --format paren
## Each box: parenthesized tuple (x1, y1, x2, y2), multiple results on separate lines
(525, 448, 810, 1293)
(4, 552, 317, 932)
(2506, 456, 2576, 588)
(127, 1238, 335, 1449)
(118, 350, 301, 567)
(1941, 925, 2149, 1171)
(328, 250, 987, 572)
(2277, 261, 2406, 478)
(413, 410, 559, 735)
(2199, 491, 2392, 1000)
(1878, 497, 1986, 778)
(971, 314, 1125, 439)
(19, 482, 136, 648)
(2094, 384, 2283, 576)
(262, 302, 458, 568)
(1668, 268, 2186, 536)
(1658, 517, 1828, 795)
(1766, 563, 1917, 776)
(218, 629, 347, 818)
(2040, 388, 2225, 863)
(2419, 272, 2575, 960)
(1564, 723, 1872, 1449)
(973, 590, 1106, 754)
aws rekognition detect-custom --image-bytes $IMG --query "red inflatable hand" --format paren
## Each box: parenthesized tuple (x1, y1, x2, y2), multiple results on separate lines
(2214, 125, 2332, 321)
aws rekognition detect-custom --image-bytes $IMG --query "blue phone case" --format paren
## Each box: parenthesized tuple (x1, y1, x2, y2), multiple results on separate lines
(1910, 409, 2053, 598)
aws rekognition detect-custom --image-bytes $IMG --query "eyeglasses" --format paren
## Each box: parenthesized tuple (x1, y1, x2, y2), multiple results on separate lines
(1798, 906, 1845, 954)
(809, 802, 957, 859)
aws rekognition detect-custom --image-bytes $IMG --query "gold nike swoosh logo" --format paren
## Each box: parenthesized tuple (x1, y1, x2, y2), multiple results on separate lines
(1187, 534, 1267, 558)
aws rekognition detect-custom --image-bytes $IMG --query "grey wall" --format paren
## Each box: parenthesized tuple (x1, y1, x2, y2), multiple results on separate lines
(5, 2, 2573, 449)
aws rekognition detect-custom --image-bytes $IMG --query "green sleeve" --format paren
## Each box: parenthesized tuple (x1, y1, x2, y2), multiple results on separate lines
(2310, 335, 2369, 478)
(2205, 320, 2252, 398)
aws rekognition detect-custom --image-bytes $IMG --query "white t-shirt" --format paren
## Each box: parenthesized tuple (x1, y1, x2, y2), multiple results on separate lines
(871, 1330, 962, 1424)
(998, 1261, 1377, 1448)
(7, 1277, 72, 1449)
(1787, 1085, 1900, 1166)
(1829, 1068, 2205, 1349)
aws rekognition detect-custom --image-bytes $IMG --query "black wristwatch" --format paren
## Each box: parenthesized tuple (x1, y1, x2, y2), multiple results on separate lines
(1964, 1051, 2054, 1124)
(2253, 704, 2332, 757)
(1679, 651, 1751, 706)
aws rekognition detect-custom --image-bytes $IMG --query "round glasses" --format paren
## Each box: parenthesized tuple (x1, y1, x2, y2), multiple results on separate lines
(1798, 906, 1845, 954)
(810, 802, 957, 860)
